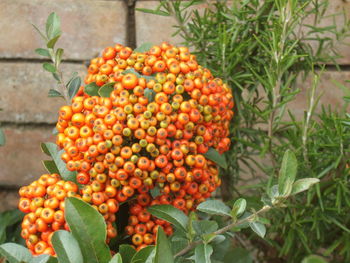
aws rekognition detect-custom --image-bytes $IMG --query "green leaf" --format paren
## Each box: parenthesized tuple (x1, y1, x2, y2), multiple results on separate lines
(147, 205, 188, 232)
(119, 245, 136, 263)
(55, 48, 64, 67)
(0, 128, 5, 146)
(231, 198, 246, 219)
(144, 88, 156, 102)
(40, 142, 76, 181)
(131, 246, 155, 263)
(30, 254, 58, 263)
(35, 48, 50, 57)
(195, 243, 213, 263)
(65, 197, 111, 263)
(301, 255, 328, 263)
(135, 8, 170, 16)
(68, 77, 82, 101)
(192, 220, 218, 235)
(52, 230, 83, 263)
(47, 34, 61, 49)
(249, 221, 266, 238)
(42, 160, 60, 174)
(122, 68, 155, 81)
(0, 243, 32, 263)
(98, 82, 115, 98)
(197, 200, 231, 217)
(0, 209, 23, 244)
(204, 148, 228, 169)
(223, 248, 252, 263)
(48, 89, 64, 98)
(84, 82, 100, 96)
(109, 254, 123, 263)
(32, 24, 47, 40)
(291, 178, 320, 195)
(46, 12, 61, 40)
(278, 149, 298, 197)
(154, 227, 174, 263)
(134, 42, 153, 53)
(150, 186, 161, 198)
(43, 63, 56, 73)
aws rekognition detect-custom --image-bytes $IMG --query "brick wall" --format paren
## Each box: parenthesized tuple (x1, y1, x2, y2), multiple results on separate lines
(0, 0, 349, 211)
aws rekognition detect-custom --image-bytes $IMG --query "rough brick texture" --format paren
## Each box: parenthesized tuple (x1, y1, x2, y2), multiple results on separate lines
(0, 0, 127, 61)
(0, 126, 55, 187)
(0, 62, 85, 124)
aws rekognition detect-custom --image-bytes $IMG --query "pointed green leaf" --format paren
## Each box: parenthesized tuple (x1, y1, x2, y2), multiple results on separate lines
(134, 42, 153, 53)
(98, 82, 115, 98)
(131, 246, 154, 263)
(109, 253, 123, 263)
(42, 160, 60, 174)
(0, 243, 32, 263)
(47, 34, 61, 49)
(65, 197, 111, 263)
(249, 221, 266, 238)
(48, 89, 64, 98)
(135, 8, 170, 16)
(32, 23, 47, 40)
(68, 77, 82, 101)
(231, 198, 246, 219)
(35, 48, 51, 57)
(46, 12, 61, 39)
(195, 243, 213, 263)
(43, 63, 56, 73)
(154, 227, 174, 263)
(119, 245, 136, 263)
(55, 48, 64, 67)
(291, 178, 320, 196)
(52, 230, 83, 263)
(147, 205, 188, 232)
(278, 149, 298, 197)
(197, 200, 231, 217)
(40, 142, 76, 181)
(204, 148, 228, 169)
(0, 128, 5, 146)
(84, 82, 100, 96)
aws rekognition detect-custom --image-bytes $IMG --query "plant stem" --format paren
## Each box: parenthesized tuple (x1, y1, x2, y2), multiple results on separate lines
(174, 205, 271, 258)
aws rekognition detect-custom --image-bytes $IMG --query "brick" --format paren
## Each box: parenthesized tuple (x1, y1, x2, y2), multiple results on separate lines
(0, 126, 56, 187)
(0, 191, 19, 212)
(0, 62, 85, 123)
(0, 0, 127, 61)
(135, 1, 183, 46)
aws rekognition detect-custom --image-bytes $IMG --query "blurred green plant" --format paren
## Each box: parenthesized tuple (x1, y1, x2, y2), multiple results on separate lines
(137, 0, 350, 262)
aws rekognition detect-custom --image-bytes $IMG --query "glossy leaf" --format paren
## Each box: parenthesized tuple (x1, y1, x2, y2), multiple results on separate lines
(65, 197, 111, 263)
(48, 89, 64, 98)
(134, 42, 153, 53)
(197, 200, 231, 217)
(84, 82, 100, 96)
(52, 230, 83, 263)
(291, 178, 320, 196)
(192, 220, 218, 235)
(42, 160, 60, 174)
(278, 149, 298, 197)
(0, 128, 5, 146)
(35, 48, 50, 57)
(30, 254, 58, 263)
(195, 243, 213, 263)
(46, 12, 61, 39)
(204, 148, 228, 169)
(231, 198, 246, 219)
(98, 82, 115, 98)
(68, 77, 81, 101)
(147, 205, 188, 232)
(40, 142, 76, 181)
(249, 221, 266, 238)
(119, 245, 136, 263)
(131, 246, 155, 263)
(154, 227, 174, 263)
(0, 243, 32, 263)
(43, 63, 56, 73)
(109, 254, 123, 263)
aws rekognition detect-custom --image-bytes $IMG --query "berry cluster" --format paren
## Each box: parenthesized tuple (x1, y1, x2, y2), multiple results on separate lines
(19, 42, 234, 254)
